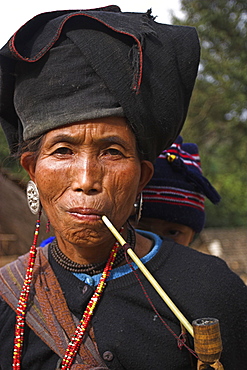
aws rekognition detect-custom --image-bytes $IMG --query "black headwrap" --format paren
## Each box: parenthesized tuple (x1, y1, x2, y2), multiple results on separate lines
(0, 5, 200, 161)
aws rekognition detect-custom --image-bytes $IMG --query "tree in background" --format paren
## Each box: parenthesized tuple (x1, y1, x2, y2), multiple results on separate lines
(172, 0, 247, 227)
(0, 128, 26, 180)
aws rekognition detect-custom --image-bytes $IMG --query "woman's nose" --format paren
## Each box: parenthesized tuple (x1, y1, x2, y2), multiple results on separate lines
(71, 157, 102, 195)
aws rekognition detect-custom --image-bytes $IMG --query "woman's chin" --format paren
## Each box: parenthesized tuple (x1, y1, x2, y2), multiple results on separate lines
(55, 226, 112, 248)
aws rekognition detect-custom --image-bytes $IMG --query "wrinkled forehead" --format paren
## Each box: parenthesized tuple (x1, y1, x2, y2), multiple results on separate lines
(42, 117, 134, 143)
(38, 117, 140, 157)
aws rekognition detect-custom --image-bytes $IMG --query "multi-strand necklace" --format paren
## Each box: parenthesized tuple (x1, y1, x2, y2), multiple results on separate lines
(12, 219, 135, 370)
(50, 222, 135, 275)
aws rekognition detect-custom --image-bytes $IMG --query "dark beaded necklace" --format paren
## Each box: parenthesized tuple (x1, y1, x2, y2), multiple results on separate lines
(50, 222, 136, 275)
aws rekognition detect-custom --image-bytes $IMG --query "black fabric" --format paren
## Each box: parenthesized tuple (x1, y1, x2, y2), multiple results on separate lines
(1, 238, 247, 369)
(0, 295, 59, 369)
(0, 6, 200, 160)
(14, 38, 124, 143)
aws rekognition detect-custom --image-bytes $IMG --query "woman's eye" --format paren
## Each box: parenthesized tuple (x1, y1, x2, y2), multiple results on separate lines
(105, 148, 123, 156)
(52, 147, 73, 155)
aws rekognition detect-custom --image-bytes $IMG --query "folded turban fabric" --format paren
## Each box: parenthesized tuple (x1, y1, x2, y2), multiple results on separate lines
(0, 5, 200, 161)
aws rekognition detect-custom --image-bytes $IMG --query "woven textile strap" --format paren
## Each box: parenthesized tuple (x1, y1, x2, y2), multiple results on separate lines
(0, 245, 108, 369)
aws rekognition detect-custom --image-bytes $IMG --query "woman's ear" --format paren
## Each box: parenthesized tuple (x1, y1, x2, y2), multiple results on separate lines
(138, 160, 154, 193)
(20, 152, 37, 181)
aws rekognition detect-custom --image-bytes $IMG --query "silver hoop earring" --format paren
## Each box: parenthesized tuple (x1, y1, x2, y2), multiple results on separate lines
(26, 180, 40, 214)
(133, 193, 143, 224)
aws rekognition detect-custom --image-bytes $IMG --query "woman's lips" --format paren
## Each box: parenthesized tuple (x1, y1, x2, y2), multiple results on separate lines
(66, 208, 102, 221)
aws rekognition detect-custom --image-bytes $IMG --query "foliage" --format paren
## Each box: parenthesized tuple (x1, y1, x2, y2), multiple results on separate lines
(172, 0, 247, 226)
(0, 126, 26, 179)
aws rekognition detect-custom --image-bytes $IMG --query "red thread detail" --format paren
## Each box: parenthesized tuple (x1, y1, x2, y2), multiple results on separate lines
(177, 332, 187, 350)
(9, 12, 143, 92)
(122, 245, 198, 359)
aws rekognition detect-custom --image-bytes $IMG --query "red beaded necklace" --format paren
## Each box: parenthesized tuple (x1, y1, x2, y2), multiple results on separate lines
(60, 242, 119, 369)
(13, 215, 41, 370)
(12, 215, 120, 370)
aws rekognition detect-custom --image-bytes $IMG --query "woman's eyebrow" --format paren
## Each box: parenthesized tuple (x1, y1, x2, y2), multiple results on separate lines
(98, 136, 130, 148)
(47, 134, 130, 148)
(48, 134, 81, 146)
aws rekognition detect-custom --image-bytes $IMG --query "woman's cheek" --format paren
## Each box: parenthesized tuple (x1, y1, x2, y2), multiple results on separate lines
(112, 173, 139, 217)
(36, 159, 69, 184)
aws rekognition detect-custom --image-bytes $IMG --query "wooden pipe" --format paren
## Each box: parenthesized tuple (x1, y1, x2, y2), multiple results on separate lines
(102, 216, 224, 369)
(192, 318, 224, 370)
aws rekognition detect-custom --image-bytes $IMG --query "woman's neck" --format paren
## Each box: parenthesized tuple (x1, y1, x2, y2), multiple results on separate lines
(54, 226, 153, 266)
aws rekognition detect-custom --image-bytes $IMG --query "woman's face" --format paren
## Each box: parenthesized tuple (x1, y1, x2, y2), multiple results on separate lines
(21, 117, 153, 248)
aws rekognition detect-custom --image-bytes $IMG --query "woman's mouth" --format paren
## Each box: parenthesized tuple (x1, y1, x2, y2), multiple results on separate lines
(66, 207, 102, 221)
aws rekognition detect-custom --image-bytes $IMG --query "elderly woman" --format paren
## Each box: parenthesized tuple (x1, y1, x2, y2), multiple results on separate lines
(0, 6, 247, 370)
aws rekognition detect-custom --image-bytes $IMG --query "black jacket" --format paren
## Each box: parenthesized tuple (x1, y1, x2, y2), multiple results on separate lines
(1, 238, 247, 369)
